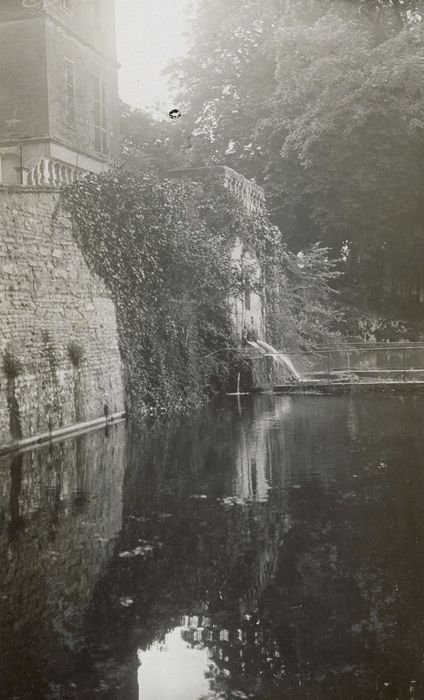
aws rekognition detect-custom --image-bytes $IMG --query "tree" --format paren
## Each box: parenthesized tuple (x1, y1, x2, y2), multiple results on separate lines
(265, 13, 424, 316)
(120, 103, 187, 174)
(171, 0, 424, 328)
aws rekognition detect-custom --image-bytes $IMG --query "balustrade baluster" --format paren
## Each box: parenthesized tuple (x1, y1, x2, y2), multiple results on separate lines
(39, 159, 47, 184)
(47, 159, 54, 186)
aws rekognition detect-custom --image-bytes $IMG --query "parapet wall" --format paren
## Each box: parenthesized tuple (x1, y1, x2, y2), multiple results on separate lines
(167, 165, 265, 215)
(0, 187, 125, 450)
(166, 165, 266, 341)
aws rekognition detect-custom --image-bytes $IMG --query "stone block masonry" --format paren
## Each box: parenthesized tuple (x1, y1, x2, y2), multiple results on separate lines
(0, 187, 125, 450)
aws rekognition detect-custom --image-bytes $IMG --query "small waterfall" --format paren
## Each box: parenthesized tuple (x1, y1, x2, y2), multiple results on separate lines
(248, 340, 301, 382)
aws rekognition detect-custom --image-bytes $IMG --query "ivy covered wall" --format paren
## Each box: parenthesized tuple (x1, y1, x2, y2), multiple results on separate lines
(62, 169, 260, 414)
(63, 167, 340, 414)
(0, 166, 340, 448)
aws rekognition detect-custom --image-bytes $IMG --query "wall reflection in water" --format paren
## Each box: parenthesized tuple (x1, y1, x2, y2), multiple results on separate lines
(0, 424, 127, 699)
(1, 395, 424, 699)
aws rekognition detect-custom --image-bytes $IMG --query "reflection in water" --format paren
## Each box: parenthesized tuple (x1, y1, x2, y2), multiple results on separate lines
(8, 454, 25, 539)
(137, 627, 212, 700)
(0, 426, 127, 699)
(1, 394, 424, 698)
(234, 397, 291, 502)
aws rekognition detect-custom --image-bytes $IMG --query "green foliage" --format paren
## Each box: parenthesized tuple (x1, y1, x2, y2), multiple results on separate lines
(258, 224, 342, 349)
(266, 13, 424, 318)
(61, 169, 266, 414)
(171, 0, 424, 333)
(120, 103, 186, 174)
(62, 167, 341, 412)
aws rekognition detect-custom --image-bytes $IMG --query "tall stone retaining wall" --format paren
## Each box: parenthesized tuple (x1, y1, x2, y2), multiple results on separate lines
(0, 186, 125, 450)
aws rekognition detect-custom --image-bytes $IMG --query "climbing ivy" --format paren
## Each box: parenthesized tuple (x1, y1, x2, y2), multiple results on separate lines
(61, 168, 341, 414)
(61, 169, 260, 414)
(230, 203, 342, 350)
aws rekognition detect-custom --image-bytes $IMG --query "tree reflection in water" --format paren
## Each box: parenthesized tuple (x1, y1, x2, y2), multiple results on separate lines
(1, 395, 424, 699)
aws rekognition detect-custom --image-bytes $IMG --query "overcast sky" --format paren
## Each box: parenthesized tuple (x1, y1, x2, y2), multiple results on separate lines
(115, 0, 194, 116)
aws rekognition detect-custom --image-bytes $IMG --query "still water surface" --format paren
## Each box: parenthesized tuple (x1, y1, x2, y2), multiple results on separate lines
(1, 394, 424, 699)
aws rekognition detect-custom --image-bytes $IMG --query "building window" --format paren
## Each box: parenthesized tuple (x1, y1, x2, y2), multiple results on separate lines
(64, 61, 75, 124)
(62, 0, 73, 12)
(92, 75, 108, 155)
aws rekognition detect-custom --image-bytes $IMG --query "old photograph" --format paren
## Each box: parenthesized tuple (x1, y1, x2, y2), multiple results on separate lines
(1, 0, 424, 698)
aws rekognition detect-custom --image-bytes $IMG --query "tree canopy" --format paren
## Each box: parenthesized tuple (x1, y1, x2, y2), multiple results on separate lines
(165, 0, 424, 330)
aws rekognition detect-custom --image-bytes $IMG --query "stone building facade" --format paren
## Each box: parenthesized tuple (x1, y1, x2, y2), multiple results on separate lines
(0, 0, 119, 185)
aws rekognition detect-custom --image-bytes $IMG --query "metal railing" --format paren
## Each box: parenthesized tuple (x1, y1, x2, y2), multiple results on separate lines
(264, 344, 424, 385)
(203, 343, 424, 385)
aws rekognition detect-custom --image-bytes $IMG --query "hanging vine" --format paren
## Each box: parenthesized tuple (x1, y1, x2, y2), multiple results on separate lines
(60, 167, 340, 414)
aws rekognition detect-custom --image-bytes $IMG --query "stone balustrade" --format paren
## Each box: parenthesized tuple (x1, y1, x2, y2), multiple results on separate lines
(26, 156, 86, 187)
(221, 166, 265, 214)
(166, 165, 266, 214)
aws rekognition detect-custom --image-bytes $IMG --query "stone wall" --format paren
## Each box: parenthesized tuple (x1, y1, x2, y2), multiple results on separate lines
(230, 236, 266, 342)
(0, 186, 125, 450)
(166, 166, 266, 341)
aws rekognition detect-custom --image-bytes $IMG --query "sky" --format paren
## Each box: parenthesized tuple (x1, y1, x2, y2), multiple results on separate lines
(115, 0, 194, 116)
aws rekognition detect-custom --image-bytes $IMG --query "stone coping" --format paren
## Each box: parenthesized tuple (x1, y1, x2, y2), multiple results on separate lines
(166, 165, 265, 197)
(0, 185, 61, 194)
(0, 411, 126, 456)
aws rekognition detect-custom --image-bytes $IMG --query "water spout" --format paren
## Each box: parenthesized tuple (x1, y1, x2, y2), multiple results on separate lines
(248, 340, 301, 382)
